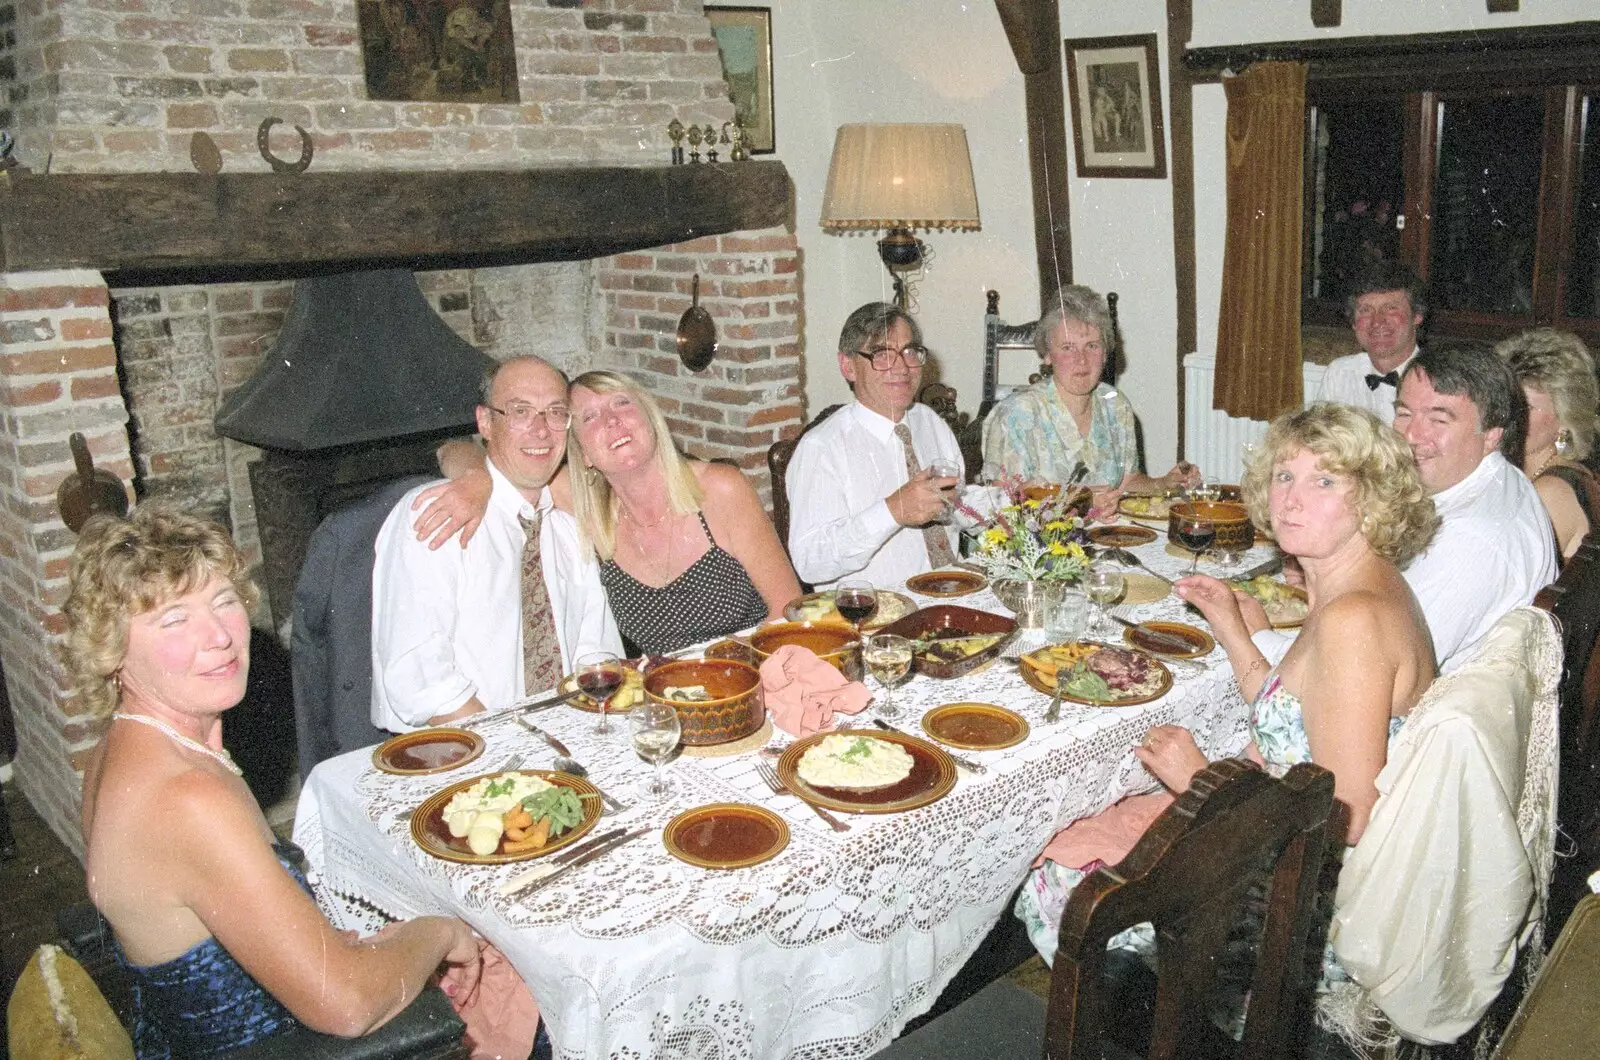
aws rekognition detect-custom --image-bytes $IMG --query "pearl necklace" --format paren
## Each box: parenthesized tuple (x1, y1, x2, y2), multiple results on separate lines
(112, 711, 242, 776)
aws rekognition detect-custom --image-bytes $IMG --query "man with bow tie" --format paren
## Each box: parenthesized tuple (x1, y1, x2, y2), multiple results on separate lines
(1312, 262, 1425, 426)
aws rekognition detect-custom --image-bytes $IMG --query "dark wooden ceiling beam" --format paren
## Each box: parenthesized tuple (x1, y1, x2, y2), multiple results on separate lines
(0, 162, 793, 284)
(1185, 20, 1600, 76)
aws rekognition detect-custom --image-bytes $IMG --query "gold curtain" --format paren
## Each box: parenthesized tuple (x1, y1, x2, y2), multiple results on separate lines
(1214, 61, 1306, 421)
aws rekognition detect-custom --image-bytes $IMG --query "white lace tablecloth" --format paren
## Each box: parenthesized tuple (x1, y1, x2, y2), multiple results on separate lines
(293, 537, 1270, 1060)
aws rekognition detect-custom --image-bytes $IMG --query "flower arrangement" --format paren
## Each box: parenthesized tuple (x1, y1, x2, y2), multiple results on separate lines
(958, 478, 1091, 583)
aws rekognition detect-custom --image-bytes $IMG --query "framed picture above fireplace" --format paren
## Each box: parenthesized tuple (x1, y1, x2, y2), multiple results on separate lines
(1063, 33, 1166, 179)
(356, 0, 520, 104)
(707, 6, 775, 154)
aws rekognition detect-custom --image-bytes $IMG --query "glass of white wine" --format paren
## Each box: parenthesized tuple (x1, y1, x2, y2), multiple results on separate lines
(1083, 563, 1126, 640)
(863, 633, 914, 720)
(629, 698, 682, 800)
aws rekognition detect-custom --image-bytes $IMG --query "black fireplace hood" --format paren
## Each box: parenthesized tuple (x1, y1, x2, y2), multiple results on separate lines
(214, 269, 494, 451)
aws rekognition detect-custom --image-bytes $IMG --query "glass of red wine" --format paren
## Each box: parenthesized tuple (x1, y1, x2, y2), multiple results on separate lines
(834, 579, 878, 637)
(1173, 514, 1216, 573)
(575, 651, 625, 735)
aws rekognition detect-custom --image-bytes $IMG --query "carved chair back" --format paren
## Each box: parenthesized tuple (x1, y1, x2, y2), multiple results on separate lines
(767, 404, 843, 554)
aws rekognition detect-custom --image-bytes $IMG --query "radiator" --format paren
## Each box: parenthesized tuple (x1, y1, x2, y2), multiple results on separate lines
(1182, 353, 1326, 482)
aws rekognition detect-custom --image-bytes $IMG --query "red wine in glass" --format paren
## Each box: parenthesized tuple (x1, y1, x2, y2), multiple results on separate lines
(834, 580, 877, 635)
(1173, 518, 1215, 571)
(576, 651, 624, 735)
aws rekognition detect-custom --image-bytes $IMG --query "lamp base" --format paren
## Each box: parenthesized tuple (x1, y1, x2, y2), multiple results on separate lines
(877, 229, 924, 310)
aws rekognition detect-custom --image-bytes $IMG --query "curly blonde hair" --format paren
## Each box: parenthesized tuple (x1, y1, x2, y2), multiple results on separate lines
(61, 503, 258, 721)
(1496, 328, 1600, 462)
(1241, 403, 1439, 568)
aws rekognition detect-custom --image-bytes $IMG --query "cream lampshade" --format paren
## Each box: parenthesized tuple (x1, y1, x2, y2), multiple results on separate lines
(820, 123, 981, 308)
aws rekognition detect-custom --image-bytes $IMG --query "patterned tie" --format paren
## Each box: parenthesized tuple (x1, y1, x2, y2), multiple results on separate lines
(894, 422, 957, 567)
(518, 511, 565, 694)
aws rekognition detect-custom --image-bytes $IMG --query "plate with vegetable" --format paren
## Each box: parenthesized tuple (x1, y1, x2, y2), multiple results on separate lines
(410, 769, 602, 865)
(558, 663, 646, 713)
(1018, 642, 1173, 706)
(783, 589, 916, 631)
(880, 604, 1017, 679)
(1228, 575, 1310, 629)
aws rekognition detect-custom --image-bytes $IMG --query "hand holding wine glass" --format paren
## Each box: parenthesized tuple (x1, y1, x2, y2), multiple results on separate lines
(575, 651, 624, 736)
(834, 579, 877, 636)
(629, 698, 681, 799)
(863, 633, 913, 720)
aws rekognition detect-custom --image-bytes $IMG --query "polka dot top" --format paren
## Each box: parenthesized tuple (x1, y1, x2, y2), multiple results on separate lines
(600, 512, 769, 655)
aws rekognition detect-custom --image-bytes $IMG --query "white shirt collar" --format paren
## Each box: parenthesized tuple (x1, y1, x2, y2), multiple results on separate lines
(486, 458, 550, 519)
(1365, 347, 1418, 377)
(850, 400, 907, 440)
(1432, 449, 1507, 515)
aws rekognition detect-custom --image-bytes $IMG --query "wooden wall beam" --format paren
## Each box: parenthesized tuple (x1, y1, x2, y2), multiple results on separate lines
(0, 162, 794, 283)
(1168, 0, 1197, 462)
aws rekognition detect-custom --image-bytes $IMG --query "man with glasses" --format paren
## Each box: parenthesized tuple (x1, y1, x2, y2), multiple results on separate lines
(786, 302, 965, 588)
(1313, 261, 1427, 426)
(370, 356, 621, 731)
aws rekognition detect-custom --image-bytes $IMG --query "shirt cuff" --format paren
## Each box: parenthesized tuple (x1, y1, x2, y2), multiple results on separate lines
(860, 498, 901, 542)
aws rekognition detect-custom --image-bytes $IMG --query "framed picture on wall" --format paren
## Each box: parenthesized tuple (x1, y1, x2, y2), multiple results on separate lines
(355, 0, 520, 103)
(707, 6, 775, 154)
(1063, 33, 1166, 179)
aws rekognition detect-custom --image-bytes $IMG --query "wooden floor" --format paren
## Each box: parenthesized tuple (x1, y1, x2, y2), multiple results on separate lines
(1, 780, 91, 1024)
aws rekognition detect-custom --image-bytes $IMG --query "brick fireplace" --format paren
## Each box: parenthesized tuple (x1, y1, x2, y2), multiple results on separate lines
(0, 0, 804, 854)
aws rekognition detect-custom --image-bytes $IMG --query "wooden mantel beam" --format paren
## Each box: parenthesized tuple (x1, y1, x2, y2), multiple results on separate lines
(0, 161, 793, 283)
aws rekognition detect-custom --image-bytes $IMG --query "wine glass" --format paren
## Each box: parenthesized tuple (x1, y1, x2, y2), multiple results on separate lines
(929, 459, 962, 524)
(575, 651, 625, 735)
(1173, 514, 1217, 573)
(1083, 563, 1126, 639)
(629, 698, 681, 800)
(834, 579, 878, 636)
(863, 633, 914, 720)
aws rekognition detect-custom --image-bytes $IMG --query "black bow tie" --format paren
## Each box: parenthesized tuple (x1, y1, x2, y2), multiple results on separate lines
(1365, 371, 1400, 391)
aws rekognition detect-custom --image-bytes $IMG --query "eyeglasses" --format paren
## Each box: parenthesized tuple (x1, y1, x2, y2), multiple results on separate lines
(854, 343, 929, 370)
(485, 403, 572, 430)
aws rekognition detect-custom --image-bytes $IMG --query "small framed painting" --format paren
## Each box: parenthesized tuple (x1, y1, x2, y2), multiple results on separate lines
(356, 0, 520, 104)
(707, 6, 775, 154)
(1063, 33, 1166, 179)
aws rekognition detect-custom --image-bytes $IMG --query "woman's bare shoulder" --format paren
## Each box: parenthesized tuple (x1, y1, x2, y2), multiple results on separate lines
(694, 460, 757, 501)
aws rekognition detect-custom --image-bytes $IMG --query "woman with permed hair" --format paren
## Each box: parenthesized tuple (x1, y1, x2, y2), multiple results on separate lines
(1497, 327, 1600, 561)
(64, 503, 484, 1058)
(1017, 404, 1439, 973)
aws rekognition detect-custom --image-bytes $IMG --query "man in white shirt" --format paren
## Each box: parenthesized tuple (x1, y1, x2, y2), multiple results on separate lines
(787, 302, 964, 589)
(1313, 262, 1425, 426)
(1392, 344, 1556, 672)
(370, 356, 622, 732)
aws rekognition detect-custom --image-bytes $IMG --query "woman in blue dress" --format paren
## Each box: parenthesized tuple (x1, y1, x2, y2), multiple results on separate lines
(64, 504, 483, 1058)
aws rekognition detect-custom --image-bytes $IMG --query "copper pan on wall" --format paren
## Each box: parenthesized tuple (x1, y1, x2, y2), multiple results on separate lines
(676, 274, 717, 372)
(57, 432, 129, 533)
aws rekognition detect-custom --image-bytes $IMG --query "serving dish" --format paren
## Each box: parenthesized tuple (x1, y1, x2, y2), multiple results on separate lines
(776, 730, 956, 814)
(643, 658, 764, 746)
(783, 589, 915, 632)
(1018, 642, 1174, 706)
(372, 727, 485, 776)
(747, 621, 860, 675)
(920, 702, 1029, 751)
(1168, 501, 1254, 554)
(880, 604, 1017, 679)
(905, 569, 988, 597)
(409, 769, 602, 865)
(663, 803, 788, 869)
(1121, 620, 1215, 659)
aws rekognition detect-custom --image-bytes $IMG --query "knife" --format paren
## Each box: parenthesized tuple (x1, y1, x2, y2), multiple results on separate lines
(1107, 614, 1201, 655)
(870, 719, 988, 774)
(457, 687, 584, 728)
(500, 826, 652, 898)
(1233, 553, 1286, 582)
(520, 719, 573, 758)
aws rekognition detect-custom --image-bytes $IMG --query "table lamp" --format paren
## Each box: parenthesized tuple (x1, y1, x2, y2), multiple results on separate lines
(820, 123, 981, 309)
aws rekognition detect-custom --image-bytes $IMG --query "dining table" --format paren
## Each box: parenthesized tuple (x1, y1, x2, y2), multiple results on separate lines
(293, 528, 1281, 1060)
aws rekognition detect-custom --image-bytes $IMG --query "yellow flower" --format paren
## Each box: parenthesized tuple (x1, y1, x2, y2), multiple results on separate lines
(982, 527, 1010, 548)
(1047, 541, 1070, 556)
(1023, 499, 1042, 510)
(1043, 520, 1070, 533)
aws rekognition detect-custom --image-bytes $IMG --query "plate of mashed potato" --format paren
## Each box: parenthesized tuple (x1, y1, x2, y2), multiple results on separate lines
(410, 769, 602, 865)
(777, 731, 956, 813)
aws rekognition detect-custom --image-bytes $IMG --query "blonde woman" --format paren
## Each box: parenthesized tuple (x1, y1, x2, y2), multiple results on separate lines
(65, 505, 482, 1057)
(566, 370, 799, 654)
(1497, 328, 1600, 560)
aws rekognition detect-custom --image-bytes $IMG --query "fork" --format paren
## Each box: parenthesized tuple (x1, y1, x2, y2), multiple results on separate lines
(754, 760, 850, 833)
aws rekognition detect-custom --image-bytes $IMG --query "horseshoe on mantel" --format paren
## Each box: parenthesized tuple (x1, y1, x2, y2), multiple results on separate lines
(257, 117, 314, 174)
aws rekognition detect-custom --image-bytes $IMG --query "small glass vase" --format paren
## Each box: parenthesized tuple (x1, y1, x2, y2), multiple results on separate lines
(991, 578, 1070, 630)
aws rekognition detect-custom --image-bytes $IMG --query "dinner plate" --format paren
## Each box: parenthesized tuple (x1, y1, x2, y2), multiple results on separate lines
(921, 703, 1029, 751)
(372, 727, 485, 776)
(557, 665, 646, 713)
(783, 589, 916, 632)
(410, 769, 602, 865)
(1018, 642, 1174, 707)
(1121, 621, 1215, 660)
(777, 730, 956, 814)
(1118, 495, 1173, 523)
(1088, 524, 1159, 547)
(1229, 580, 1310, 630)
(663, 803, 789, 869)
(906, 569, 988, 597)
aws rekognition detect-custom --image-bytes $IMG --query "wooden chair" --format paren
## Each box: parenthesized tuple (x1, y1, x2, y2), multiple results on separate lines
(1534, 531, 1600, 935)
(766, 403, 842, 551)
(1492, 892, 1600, 1059)
(978, 288, 1124, 424)
(875, 758, 1336, 1060)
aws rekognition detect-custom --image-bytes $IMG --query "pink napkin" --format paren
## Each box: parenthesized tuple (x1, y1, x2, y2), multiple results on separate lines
(758, 644, 872, 737)
(1034, 791, 1175, 871)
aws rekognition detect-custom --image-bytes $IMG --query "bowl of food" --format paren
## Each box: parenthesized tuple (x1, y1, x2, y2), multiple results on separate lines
(1168, 501, 1254, 554)
(643, 658, 764, 746)
(881, 605, 1017, 679)
(748, 621, 861, 675)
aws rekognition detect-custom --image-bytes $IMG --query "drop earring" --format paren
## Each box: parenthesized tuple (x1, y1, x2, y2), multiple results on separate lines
(1555, 428, 1572, 455)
